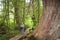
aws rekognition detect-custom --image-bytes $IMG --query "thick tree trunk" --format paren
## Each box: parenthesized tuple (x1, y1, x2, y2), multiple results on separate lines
(33, 0, 60, 40)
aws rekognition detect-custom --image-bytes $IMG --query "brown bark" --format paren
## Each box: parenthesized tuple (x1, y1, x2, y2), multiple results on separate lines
(33, 0, 60, 40)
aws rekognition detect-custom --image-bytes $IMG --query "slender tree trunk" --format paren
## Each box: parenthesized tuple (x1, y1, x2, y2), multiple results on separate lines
(3, 0, 10, 32)
(6, 0, 9, 29)
(37, 0, 40, 23)
(23, 0, 25, 24)
(14, 0, 21, 28)
(33, 0, 60, 40)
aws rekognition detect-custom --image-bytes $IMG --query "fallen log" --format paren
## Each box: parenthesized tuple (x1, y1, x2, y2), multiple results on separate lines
(9, 28, 31, 40)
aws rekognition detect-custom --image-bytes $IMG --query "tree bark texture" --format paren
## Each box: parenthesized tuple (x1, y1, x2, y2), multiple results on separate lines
(33, 0, 60, 40)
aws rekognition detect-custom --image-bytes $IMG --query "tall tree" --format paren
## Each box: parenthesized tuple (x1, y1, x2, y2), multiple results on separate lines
(6, 0, 9, 28)
(13, 0, 26, 29)
(14, 0, 21, 28)
(37, 0, 40, 23)
(33, 0, 60, 40)
(3, 0, 9, 32)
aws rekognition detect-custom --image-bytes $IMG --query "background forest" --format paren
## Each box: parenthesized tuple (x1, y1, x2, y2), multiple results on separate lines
(0, 0, 43, 40)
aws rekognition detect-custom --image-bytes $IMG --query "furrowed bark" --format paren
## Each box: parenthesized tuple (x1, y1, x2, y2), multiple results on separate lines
(33, 0, 60, 40)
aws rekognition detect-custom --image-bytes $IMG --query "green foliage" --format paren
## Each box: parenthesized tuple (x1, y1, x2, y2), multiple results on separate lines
(0, 0, 43, 40)
(25, 15, 33, 29)
(0, 34, 7, 40)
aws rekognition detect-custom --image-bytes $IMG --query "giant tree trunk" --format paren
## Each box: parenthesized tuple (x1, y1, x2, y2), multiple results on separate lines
(33, 0, 60, 40)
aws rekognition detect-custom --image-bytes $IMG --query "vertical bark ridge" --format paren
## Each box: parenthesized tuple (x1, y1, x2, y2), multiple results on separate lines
(33, 0, 60, 40)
